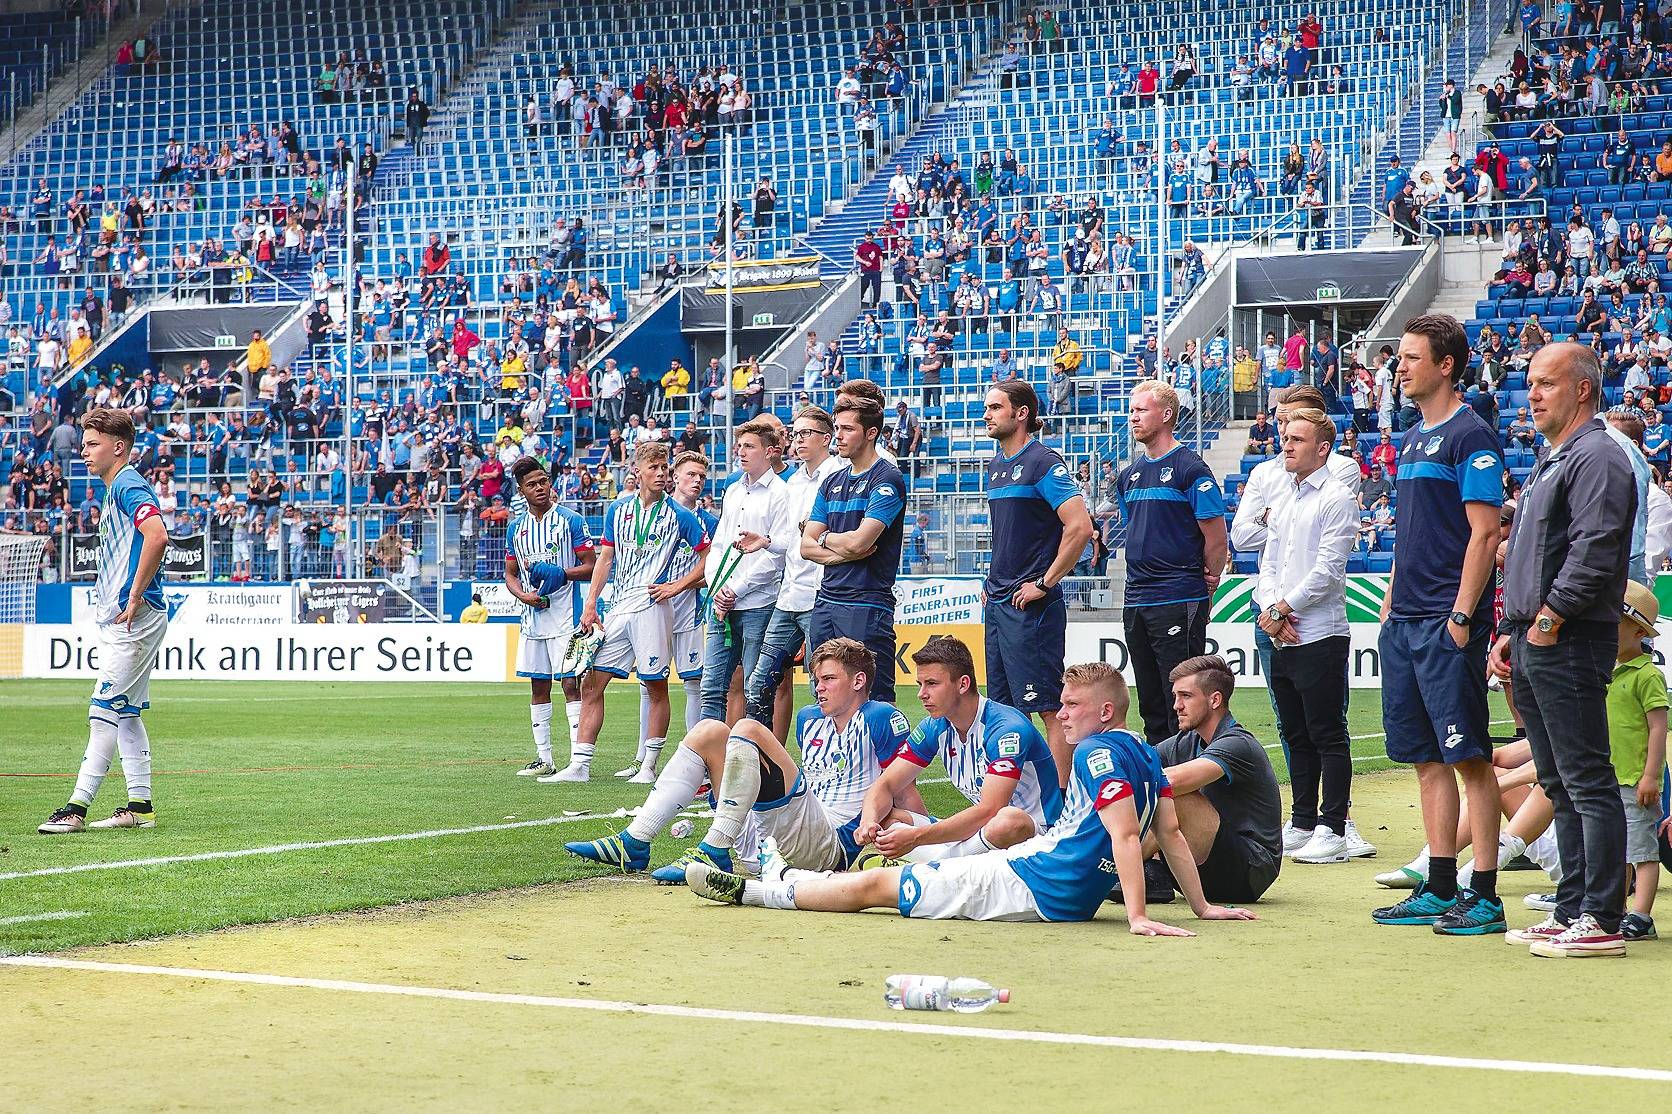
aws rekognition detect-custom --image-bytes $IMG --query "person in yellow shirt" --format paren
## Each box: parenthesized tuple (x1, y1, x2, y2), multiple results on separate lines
(661, 358, 691, 399)
(67, 328, 94, 365)
(501, 350, 527, 393)
(459, 592, 490, 623)
(1051, 333, 1082, 374)
(246, 329, 272, 374)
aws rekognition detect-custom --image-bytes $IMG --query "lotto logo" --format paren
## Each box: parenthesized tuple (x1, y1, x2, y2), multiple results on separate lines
(134, 504, 159, 525)
(1096, 779, 1130, 806)
(989, 758, 1020, 777)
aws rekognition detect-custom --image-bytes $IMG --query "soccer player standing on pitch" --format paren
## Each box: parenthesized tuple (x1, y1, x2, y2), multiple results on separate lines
(801, 389, 908, 703)
(39, 409, 170, 834)
(982, 380, 1093, 778)
(1115, 381, 1228, 743)
(1372, 314, 1508, 936)
(504, 457, 595, 781)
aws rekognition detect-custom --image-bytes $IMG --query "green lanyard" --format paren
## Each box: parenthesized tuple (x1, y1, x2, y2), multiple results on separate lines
(631, 496, 662, 548)
(708, 541, 747, 647)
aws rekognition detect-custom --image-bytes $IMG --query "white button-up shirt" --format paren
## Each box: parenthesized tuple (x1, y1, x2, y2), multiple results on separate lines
(1254, 465, 1358, 645)
(705, 468, 792, 612)
(778, 454, 845, 612)
(1230, 449, 1362, 554)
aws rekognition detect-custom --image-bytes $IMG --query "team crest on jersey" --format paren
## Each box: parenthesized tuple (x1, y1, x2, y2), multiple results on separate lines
(996, 733, 1022, 758)
(1424, 436, 1443, 456)
(1159, 467, 1174, 482)
(1086, 750, 1116, 777)
(1010, 465, 1023, 480)
(648, 655, 660, 669)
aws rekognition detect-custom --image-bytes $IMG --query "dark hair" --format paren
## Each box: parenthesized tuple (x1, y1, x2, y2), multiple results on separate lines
(1402, 313, 1470, 382)
(1169, 654, 1236, 703)
(81, 406, 136, 446)
(911, 635, 976, 685)
(991, 380, 1044, 433)
(837, 377, 887, 410)
(511, 456, 548, 487)
(833, 394, 884, 435)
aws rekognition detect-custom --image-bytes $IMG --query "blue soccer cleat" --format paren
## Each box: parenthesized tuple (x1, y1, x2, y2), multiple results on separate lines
(651, 843, 733, 885)
(565, 831, 649, 872)
(1372, 883, 1458, 926)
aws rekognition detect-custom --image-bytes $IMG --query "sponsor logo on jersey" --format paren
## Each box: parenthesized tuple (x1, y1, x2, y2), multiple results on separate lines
(1471, 454, 1497, 470)
(1197, 478, 1215, 492)
(996, 732, 1022, 758)
(1096, 779, 1130, 805)
(890, 710, 910, 736)
(1086, 750, 1115, 777)
(989, 758, 1021, 777)
(1051, 464, 1068, 477)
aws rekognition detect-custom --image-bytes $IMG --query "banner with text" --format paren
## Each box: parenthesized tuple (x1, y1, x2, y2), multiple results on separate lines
(895, 577, 985, 625)
(68, 533, 207, 580)
(297, 580, 391, 624)
(70, 583, 292, 627)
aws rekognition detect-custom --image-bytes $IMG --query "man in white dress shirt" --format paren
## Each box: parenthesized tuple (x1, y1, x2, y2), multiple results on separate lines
(1229, 384, 1375, 859)
(1255, 407, 1360, 865)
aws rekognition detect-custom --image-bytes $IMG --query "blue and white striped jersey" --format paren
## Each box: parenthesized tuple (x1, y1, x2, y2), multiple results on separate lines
(791, 700, 910, 823)
(93, 465, 165, 628)
(600, 494, 710, 617)
(896, 698, 1063, 829)
(665, 502, 719, 632)
(510, 503, 594, 638)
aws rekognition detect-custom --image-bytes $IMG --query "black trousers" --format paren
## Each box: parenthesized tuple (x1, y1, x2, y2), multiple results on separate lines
(1512, 631, 1627, 932)
(1269, 635, 1351, 834)
(1124, 600, 1208, 742)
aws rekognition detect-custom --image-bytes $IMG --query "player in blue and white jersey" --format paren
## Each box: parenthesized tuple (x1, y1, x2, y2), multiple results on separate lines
(503, 457, 595, 781)
(686, 663, 1257, 935)
(618, 448, 718, 784)
(565, 637, 916, 882)
(854, 636, 1062, 864)
(39, 409, 171, 835)
(562, 442, 710, 784)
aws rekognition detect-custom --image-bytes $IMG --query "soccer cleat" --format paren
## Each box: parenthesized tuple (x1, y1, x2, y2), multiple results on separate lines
(1432, 889, 1507, 936)
(1506, 915, 1568, 945)
(1342, 819, 1378, 859)
(88, 807, 156, 830)
(850, 844, 906, 871)
(1292, 826, 1352, 864)
(612, 762, 642, 778)
(1524, 892, 1558, 912)
(564, 831, 649, 872)
(516, 760, 556, 777)
(756, 836, 788, 882)
(1621, 912, 1657, 940)
(686, 860, 747, 905)
(562, 627, 605, 676)
(1528, 912, 1627, 958)
(1372, 884, 1458, 925)
(1281, 822, 1312, 855)
(537, 762, 590, 783)
(37, 807, 86, 835)
(651, 844, 733, 885)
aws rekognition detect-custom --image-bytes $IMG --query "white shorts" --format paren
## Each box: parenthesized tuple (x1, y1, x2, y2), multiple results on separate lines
(755, 780, 850, 872)
(593, 601, 672, 681)
(896, 853, 1045, 922)
(673, 626, 704, 680)
(93, 607, 168, 716)
(517, 629, 576, 680)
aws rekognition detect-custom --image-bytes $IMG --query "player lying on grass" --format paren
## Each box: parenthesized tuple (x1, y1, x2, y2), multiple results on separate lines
(503, 457, 596, 781)
(565, 637, 920, 882)
(851, 635, 1062, 864)
(39, 408, 171, 835)
(686, 662, 1259, 935)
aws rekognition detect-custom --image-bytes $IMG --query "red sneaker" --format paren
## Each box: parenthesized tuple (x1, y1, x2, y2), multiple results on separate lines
(1528, 913, 1626, 958)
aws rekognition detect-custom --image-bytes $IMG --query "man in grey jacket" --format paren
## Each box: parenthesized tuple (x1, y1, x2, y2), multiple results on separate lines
(1491, 342, 1636, 958)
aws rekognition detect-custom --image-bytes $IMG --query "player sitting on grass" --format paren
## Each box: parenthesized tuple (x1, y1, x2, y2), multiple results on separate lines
(686, 662, 1259, 935)
(39, 409, 171, 835)
(504, 457, 596, 780)
(565, 637, 915, 881)
(852, 635, 1062, 864)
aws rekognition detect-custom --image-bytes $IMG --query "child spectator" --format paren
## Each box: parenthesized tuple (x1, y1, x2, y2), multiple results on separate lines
(1609, 582, 1668, 941)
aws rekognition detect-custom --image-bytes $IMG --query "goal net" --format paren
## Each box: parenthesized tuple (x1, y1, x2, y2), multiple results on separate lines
(0, 534, 50, 624)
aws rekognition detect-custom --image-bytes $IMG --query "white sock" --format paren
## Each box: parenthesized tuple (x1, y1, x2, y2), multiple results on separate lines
(565, 699, 581, 753)
(1526, 830, 1563, 880)
(568, 741, 595, 772)
(1498, 832, 1527, 869)
(636, 685, 652, 763)
(627, 745, 706, 843)
(904, 829, 992, 863)
(742, 879, 797, 909)
(706, 735, 764, 851)
(116, 716, 152, 802)
(72, 712, 120, 806)
(683, 678, 702, 732)
(641, 735, 666, 772)
(531, 702, 554, 766)
(1404, 845, 1431, 874)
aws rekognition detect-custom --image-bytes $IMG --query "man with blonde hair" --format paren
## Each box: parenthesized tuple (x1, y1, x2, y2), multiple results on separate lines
(1115, 380, 1227, 741)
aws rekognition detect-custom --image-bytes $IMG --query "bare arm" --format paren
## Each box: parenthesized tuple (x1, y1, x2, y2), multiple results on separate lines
(1161, 756, 1226, 796)
(580, 544, 615, 630)
(1100, 797, 1191, 936)
(1152, 796, 1257, 923)
(876, 772, 1017, 856)
(1451, 501, 1501, 634)
(503, 553, 544, 608)
(823, 515, 887, 559)
(1198, 512, 1229, 590)
(856, 759, 920, 847)
(1046, 495, 1094, 585)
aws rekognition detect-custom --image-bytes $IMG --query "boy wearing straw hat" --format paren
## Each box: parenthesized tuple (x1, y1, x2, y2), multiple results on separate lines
(1605, 582, 1668, 942)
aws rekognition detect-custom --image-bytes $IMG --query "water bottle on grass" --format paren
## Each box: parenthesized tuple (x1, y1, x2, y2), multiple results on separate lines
(884, 975, 1011, 1012)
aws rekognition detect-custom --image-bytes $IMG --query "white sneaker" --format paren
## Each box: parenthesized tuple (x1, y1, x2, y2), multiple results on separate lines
(1524, 892, 1558, 912)
(613, 763, 641, 778)
(1281, 822, 1312, 855)
(627, 764, 659, 785)
(1342, 819, 1377, 859)
(758, 836, 788, 883)
(1292, 825, 1351, 864)
(537, 763, 591, 784)
(516, 760, 556, 777)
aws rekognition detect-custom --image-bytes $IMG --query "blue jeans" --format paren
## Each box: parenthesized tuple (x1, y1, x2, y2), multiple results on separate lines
(743, 607, 815, 725)
(699, 605, 773, 722)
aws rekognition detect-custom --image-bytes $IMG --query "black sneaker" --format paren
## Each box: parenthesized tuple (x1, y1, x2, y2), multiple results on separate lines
(1108, 859, 1176, 905)
(1621, 912, 1657, 940)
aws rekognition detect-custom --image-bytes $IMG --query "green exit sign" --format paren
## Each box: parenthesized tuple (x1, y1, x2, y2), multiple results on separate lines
(1315, 283, 1341, 300)
(751, 312, 775, 326)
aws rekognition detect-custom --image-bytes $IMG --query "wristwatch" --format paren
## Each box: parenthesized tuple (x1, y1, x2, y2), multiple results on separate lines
(1449, 611, 1471, 627)
(1033, 577, 1052, 593)
(1266, 605, 1284, 624)
(1536, 614, 1557, 634)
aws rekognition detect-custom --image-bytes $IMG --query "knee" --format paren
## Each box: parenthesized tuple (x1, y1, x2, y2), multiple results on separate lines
(985, 807, 1036, 848)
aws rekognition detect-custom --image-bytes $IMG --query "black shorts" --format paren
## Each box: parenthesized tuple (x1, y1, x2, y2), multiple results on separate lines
(985, 592, 1066, 713)
(1176, 825, 1279, 904)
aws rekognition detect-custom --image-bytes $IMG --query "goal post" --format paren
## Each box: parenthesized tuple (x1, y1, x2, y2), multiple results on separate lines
(0, 534, 48, 679)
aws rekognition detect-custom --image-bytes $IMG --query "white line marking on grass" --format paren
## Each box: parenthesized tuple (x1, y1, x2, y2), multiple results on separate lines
(4, 957, 1670, 1084)
(0, 911, 88, 926)
(0, 811, 627, 883)
(1264, 719, 1516, 753)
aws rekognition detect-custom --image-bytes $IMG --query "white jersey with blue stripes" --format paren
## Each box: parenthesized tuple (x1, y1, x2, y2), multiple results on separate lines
(600, 494, 710, 618)
(665, 502, 718, 633)
(793, 700, 911, 824)
(510, 502, 594, 638)
(897, 698, 1064, 830)
(94, 465, 166, 629)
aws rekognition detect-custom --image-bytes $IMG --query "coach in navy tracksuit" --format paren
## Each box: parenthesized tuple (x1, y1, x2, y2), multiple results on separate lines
(983, 380, 1094, 777)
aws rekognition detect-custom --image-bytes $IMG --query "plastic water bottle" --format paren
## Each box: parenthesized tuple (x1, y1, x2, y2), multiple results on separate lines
(884, 975, 1011, 1013)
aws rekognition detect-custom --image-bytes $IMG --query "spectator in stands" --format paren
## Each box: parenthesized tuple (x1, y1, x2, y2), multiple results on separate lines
(854, 231, 883, 308)
(888, 401, 922, 477)
(405, 89, 431, 153)
(1247, 412, 1276, 455)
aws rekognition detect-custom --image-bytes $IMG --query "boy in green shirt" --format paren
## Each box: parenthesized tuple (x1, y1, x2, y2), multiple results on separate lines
(1607, 581, 1668, 940)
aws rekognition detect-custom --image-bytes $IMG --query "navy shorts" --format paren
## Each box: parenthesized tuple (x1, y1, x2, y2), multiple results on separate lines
(985, 592, 1066, 713)
(806, 600, 896, 704)
(1380, 616, 1492, 765)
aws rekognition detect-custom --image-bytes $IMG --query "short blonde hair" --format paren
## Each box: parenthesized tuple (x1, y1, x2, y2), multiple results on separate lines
(1133, 379, 1180, 422)
(634, 441, 670, 466)
(1283, 406, 1337, 446)
(1061, 662, 1131, 720)
(672, 450, 709, 474)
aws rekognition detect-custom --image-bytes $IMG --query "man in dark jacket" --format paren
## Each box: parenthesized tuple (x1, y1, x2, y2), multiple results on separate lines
(1492, 342, 1637, 957)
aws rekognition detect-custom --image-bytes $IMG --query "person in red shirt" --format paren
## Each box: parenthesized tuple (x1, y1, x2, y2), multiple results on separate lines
(422, 234, 451, 275)
(854, 231, 883, 307)
(1298, 14, 1323, 51)
(1371, 430, 1397, 474)
(451, 318, 479, 361)
(1136, 61, 1160, 105)
(566, 365, 594, 443)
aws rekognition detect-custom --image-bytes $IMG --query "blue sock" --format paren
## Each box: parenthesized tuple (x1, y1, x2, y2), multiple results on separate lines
(621, 830, 650, 854)
(697, 840, 732, 867)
